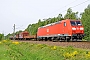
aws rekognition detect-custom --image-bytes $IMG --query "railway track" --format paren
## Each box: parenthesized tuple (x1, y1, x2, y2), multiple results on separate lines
(13, 40, 90, 49)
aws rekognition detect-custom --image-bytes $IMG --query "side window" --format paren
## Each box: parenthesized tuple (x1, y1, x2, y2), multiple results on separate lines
(64, 22, 66, 27)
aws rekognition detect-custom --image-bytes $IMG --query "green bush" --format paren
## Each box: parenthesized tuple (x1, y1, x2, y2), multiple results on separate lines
(0, 34, 4, 41)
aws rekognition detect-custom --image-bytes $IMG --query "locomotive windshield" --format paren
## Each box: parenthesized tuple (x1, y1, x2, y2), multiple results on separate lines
(70, 21, 82, 26)
(70, 21, 76, 26)
(76, 21, 82, 26)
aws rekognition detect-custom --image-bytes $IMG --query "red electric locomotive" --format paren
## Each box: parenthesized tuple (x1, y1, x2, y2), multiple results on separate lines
(37, 19, 84, 41)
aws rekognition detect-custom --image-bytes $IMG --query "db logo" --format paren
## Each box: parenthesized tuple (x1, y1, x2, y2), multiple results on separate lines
(47, 29, 49, 32)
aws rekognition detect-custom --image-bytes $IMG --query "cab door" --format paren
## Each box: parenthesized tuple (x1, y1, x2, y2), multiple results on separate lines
(63, 22, 68, 35)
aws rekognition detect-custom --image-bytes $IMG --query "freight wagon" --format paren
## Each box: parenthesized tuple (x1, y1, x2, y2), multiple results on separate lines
(37, 19, 84, 41)
(10, 31, 36, 40)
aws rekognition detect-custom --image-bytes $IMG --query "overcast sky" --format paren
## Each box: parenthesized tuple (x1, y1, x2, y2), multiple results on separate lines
(0, 0, 90, 35)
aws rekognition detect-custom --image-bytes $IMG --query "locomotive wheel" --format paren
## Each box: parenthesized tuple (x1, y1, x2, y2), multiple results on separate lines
(65, 36, 70, 42)
(45, 37, 47, 41)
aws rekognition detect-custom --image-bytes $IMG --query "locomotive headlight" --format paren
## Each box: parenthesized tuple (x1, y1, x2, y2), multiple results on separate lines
(72, 28, 76, 30)
(80, 28, 84, 30)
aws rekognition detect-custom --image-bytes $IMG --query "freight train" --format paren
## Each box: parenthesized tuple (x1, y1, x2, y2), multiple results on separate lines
(10, 19, 85, 41)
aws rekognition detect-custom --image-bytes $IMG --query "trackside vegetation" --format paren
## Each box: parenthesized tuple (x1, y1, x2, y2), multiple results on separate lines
(0, 40, 90, 60)
(0, 34, 4, 41)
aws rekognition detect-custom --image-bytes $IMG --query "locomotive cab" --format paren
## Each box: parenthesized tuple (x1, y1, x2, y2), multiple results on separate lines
(70, 20, 84, 40)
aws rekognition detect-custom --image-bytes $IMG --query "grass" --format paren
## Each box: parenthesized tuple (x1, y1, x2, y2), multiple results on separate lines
(0, 40, 90, 60)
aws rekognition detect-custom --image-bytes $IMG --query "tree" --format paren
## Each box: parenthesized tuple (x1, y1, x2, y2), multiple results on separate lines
(38, 19, 42, 26)
(57, 14, 63, 20)
(81, 4, 90, 40)
(64, 8, 78, 20)
(15, 30, 22, 35)
(0, 33, 4, 40)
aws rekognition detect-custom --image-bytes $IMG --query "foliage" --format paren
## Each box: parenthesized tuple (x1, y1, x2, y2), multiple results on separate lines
(0, 33, 4, 41)
(5, 33, 13, 40)
(81, 4, 90, 40)
(15, 30, 22, 35)
(0, 40, 90, 60)
(64, 8, 78, 19)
